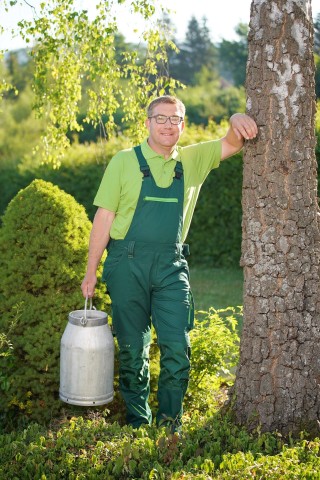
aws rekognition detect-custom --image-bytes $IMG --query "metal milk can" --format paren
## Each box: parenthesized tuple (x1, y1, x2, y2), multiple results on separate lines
(59, 298, 114, 406)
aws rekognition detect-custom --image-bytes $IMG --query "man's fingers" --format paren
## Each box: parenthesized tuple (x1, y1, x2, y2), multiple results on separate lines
(81, 280, 95, 298)
(231, 113, 258, 140)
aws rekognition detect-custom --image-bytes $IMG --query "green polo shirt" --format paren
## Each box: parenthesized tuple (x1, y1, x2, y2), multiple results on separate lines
(94, 138, 222, 242)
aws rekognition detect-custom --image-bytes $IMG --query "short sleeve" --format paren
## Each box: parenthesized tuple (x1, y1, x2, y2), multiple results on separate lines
(93, 156, 122, 212)
(180, 139, 222, 184)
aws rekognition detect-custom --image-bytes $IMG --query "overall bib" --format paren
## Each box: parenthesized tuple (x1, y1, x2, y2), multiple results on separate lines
(103, 145, 194, 428)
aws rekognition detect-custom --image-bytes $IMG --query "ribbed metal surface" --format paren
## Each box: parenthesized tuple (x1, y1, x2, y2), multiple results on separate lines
(59, 311, 114, 406)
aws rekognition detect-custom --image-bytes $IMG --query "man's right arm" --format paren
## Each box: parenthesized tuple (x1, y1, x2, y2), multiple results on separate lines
(81, 207, 116, 298)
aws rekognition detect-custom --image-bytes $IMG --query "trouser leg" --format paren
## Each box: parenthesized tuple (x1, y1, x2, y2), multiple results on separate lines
(103, 246, 153, 427)
(151, 252, 194, 427)
(118, 339, 152, 427)
(156, 340, 191, 427)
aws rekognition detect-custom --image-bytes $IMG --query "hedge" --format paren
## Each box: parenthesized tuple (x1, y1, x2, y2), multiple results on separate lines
(1, 129, 319, 268)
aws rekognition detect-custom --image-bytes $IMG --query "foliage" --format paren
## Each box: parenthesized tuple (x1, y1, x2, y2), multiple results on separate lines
(218, 23, 248, 87)
(178, 81, 246, 125)
(0, 326, 16, 394)
(0, 35, 17, 102)
(1, 0, 181, 164)
(183, 308, 240, 417)
(0, 85, 46, 165)
(0, 305, 319, 477)
(0, 135, 132, 221)
(3, 49, 34, 97)
(189, 308, 240, 388)
(0, 179, 110, 424)
(1, 403, 320, 478)
(179, 119, 244, 267)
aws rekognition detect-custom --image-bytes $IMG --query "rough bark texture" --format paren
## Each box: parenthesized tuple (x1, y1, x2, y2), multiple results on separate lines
(234, 0, 320, 435)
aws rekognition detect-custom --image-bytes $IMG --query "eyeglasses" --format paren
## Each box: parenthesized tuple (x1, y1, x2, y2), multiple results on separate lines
(148, 114, 184, 125)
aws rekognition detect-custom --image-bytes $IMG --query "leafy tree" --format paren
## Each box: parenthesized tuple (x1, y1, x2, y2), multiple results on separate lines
(0, 0, 179, 164)
(218, 22, 248, 87)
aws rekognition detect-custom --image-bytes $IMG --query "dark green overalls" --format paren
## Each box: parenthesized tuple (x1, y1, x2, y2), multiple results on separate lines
(103, 145, 194, 428)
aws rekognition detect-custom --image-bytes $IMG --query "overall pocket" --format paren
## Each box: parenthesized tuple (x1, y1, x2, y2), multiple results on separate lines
(102, 247, 126, 282)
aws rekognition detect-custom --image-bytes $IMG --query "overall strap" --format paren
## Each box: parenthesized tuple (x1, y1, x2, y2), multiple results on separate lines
(134, 145, 150, 177)
(174, 161, 183, 180)
(134, 144, 183, 180)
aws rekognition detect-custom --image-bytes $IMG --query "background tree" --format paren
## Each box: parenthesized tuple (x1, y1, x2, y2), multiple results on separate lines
(314, 11, 320, 54)
(314, 53, 320, 97)
(5, 49, 34, 97)
(233, 0, 320, 435)
(313, 13, 320, 96)
(218, 22, 248, 87)
(168, 16, 218, 85)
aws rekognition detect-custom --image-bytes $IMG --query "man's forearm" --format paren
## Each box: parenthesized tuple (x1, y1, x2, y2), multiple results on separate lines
(81, 207, 116, 297)
(86, 225, 110, 275)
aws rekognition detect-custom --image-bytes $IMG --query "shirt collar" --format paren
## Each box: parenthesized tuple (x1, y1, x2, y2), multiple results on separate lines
(141, 138, 179, 161)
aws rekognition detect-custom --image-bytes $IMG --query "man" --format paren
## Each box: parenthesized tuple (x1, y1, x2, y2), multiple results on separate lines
(81, 95, 257, 432)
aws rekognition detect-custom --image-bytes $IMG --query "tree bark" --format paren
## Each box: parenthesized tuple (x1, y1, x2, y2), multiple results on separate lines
(234, 0, 320, 435)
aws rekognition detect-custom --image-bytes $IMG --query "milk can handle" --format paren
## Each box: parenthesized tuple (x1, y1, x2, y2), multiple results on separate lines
(80, 296, 93, 326)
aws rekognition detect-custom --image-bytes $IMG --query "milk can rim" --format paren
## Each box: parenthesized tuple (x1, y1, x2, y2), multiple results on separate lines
(69, 309, 108, 327)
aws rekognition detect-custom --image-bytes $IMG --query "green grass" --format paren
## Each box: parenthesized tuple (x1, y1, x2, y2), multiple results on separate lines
(190, 266, 243, 312)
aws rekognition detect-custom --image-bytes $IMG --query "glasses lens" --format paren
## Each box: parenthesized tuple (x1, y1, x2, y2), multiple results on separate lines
(155, 115, 167, 124)
(170, 116, 181, 125)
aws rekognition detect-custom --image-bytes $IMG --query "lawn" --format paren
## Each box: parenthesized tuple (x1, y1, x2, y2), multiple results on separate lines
(189, 266, 243, 312)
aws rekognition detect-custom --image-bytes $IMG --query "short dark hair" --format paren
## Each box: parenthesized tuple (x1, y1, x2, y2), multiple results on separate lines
(147, 95, 186, 118)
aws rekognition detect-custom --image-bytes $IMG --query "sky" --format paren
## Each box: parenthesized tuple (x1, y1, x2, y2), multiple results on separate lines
(1, 0, 320, 51)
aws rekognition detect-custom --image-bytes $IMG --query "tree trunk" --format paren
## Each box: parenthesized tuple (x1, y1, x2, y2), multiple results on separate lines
(234, 0, 320, 435)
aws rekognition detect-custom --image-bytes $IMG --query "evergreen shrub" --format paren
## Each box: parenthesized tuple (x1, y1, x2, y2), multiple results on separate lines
(0, 179, 110, 424)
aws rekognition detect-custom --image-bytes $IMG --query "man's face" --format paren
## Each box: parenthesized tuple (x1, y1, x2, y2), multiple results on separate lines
(145, 103, 185, 152)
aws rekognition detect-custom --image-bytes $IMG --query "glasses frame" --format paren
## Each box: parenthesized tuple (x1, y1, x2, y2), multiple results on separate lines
(148, 114, 184, 125)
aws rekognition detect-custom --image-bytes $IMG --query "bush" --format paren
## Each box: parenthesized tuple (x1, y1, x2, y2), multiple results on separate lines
(189, 308, 240, 388)
(0, 137, 132, 222)
(0, 179, 110, 424)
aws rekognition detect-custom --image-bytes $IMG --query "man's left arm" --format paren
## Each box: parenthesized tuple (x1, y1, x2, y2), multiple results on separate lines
(221, 113, 258, 160)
